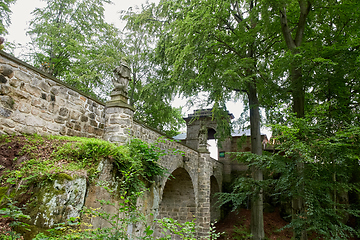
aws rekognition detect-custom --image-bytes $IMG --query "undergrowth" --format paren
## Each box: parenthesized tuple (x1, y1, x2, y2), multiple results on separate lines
(0, 134, 165, 196)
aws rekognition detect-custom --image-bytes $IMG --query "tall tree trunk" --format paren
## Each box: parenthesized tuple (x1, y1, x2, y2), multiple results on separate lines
(248, 82, 265, 240)
(279, 1, 311, 239)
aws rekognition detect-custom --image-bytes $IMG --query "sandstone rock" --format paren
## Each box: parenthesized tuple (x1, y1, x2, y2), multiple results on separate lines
(0, 85, 10, 95)
(0, 74, 7, 83)
(0, 96, 14, 109)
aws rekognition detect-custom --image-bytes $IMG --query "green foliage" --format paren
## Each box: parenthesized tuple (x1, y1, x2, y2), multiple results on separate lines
(121, 6, 185, 137)
(26, 0, 121, 100)
(0, 197, 30, 239)
(232, 225, 252, 240)
(0, 0, 16, 34)
(0, 134, 165, 203)
(157, 217, 196, 240)
(268, 113, 360, 239)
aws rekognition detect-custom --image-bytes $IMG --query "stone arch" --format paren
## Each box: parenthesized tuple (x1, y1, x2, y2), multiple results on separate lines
(210, 175, 221, 222)
(158, 167, 196, 223)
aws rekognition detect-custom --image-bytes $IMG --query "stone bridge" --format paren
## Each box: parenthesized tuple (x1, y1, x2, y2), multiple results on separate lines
(0, 51, 223, 238)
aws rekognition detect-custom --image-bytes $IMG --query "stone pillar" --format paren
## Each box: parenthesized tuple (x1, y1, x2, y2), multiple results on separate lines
(104, 61, 135, 145)
(197, 152, 211, 238)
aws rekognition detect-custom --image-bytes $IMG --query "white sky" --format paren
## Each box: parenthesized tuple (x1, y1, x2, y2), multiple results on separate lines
(5, 0, 271, 140)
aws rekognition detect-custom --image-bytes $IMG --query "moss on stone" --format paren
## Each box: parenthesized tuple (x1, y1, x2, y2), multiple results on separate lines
(55, 172, 73, 182)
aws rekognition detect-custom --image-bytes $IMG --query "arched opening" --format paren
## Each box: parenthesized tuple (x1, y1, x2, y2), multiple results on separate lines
(210, 175, 221, 222)
(207, 128, 218, 160)
(158, 168, 196, 223)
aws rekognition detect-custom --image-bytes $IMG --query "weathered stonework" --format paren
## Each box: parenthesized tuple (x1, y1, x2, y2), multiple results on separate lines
(0, 51, 105, 138)
(0, 51, 224, 239)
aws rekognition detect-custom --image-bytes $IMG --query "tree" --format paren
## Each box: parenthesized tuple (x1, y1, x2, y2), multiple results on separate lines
(27, 0, 121, 99)
(262, 0, 360, 239)
(120, 6, 185, 137)
(0, 0, 16, 34)
(123, 1, 287, 238)
(26, 0, 184, 135)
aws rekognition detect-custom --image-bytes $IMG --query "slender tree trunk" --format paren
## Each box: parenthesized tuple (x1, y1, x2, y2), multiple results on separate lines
(248, 82, 265, 240)
(279, 1, 311, 239)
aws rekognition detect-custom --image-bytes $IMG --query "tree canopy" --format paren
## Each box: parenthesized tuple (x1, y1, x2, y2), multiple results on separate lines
(22, 0, 185, 135)
(124, 0, 360, 239)
(0, 0, 16, 34)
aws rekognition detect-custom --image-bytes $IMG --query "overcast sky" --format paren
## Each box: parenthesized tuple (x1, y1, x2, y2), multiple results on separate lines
(6, 0, 157, 46)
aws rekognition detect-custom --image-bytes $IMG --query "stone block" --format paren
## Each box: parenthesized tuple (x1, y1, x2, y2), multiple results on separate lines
(41, 93, 47, 100)
(106, 107, 123, 114)
(0, 85, 10, 95)
(48, 103, 59, 113)
(70, 111, 81, 120)
(69, 95, 83, 105)
(68, 90, 79, 97)
(15, 125, 37, 135)
(0, 75, 7, 83)
(0, 96, 14, 109)
(26, 115, 45, 127)
(85, 125, 95, 134)
(0, 66, 14, 78)
(39, 81, 50, 92)
(47, 123, 61, 132)
(80, 115, 88, 122)
(67, 128, 76, 136)
(109, 135, 127, 143)
(11, 110, 27, 124)
(94, 127, 104, 136)
(1, 118, 15, 128)
(40, 112, 53, 121)
(59, 107, 69, 117)
(13, 89, 30, 99)
(60, 126, 66, 135)
(3, 127, 17, 135)
(9, 78, 21, 88)
(31, 98, 48, 110)
(105, 125, 120, 133)
(66, 121, 73, 129)
(21, 83, 41, 97)
(50, 86, 59, 95)
(17, 100, 31, 114)
(88, 113, 95, 119)
(55, 116, 67, 124)
(31, 107, 40, 116)
(89, 119, 98, 127)
(74, 123, 81, 131)
(57, 87, 69, 99)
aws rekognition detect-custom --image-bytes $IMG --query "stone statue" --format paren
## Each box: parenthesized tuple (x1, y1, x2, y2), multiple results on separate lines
(198, 123, 208, 146)
(112, 60, 131, 95)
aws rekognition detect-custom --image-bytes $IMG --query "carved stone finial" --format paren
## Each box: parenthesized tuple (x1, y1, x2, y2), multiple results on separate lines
(112, 60, 131, 96)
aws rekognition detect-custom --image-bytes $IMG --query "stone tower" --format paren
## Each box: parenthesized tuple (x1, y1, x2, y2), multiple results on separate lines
(183, 108, 234, 151)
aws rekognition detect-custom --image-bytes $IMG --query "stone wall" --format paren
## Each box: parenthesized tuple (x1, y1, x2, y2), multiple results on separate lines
(0, 51, 224, 239)
(0, 51, 105, 138)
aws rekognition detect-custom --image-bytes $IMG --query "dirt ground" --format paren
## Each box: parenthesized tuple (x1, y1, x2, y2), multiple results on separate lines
(216, 208, 293, 240)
